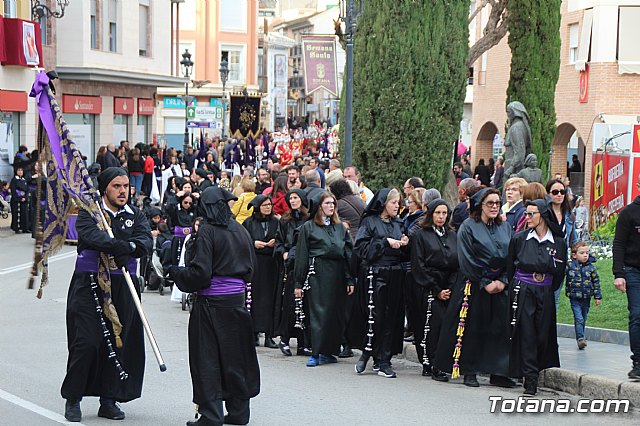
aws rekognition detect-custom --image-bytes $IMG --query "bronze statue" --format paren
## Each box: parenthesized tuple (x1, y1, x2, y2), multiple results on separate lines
(513, 153, 543, 184)
(503, 101, 532, 178)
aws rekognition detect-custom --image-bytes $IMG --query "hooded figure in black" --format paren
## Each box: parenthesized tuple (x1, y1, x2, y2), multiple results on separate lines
(165, 191, 196, 275)
(242, 194, 281, 348)
(507, 197, 567, 395)
(274, 189, 311, 356)
(434, 187, 515, 388)
(61, 167, 152, 422)
(294, 191, 354, 367)
(169, 187, 260, 426)
(352, 188, 408, 378)
(9, 166, 29, 233)
(410, 199, 459, 381)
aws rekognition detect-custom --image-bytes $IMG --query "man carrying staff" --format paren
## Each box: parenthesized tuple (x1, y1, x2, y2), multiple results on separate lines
(169, 187, 260, 426)
(62, 167, 152, 422)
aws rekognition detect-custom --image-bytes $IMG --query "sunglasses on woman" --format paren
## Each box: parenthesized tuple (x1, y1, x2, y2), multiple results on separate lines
(550, 189, 566, 196)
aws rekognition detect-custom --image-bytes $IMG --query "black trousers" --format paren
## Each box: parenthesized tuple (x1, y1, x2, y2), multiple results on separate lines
(368, 269, 404, 366)
(517, 285, 555, 379)
(200, 398, 249, 425)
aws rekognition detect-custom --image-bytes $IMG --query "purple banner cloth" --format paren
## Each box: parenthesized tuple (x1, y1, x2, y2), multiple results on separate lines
(198, 276, 246, 296)
(173, 226, 192, 238)
(75, 249, 137, 276)
(514, 269, 553, 287)
(66, 214, 78, 242)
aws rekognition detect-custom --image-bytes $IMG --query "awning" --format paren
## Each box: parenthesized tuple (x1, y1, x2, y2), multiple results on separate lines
(618, 7, 640, 74)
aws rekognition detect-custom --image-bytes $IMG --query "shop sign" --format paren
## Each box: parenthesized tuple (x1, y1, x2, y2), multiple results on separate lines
(114, 97, 134, 115)
(62, 95, 102, 114)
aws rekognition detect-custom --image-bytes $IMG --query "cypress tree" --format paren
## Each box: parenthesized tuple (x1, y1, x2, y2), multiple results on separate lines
(344, 0, 469, 190)
(506, 0, 561, 178)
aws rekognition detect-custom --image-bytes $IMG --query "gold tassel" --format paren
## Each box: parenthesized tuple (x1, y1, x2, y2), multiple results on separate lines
(115, 335, 123, 349)
(451, 280, 472, 379)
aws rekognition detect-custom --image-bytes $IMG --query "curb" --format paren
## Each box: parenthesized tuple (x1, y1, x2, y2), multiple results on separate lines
(556, 323, 629, 346)
(401, 343, 640, 406)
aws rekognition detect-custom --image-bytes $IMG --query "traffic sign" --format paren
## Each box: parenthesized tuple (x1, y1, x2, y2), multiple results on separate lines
(186, 106, 196, 119)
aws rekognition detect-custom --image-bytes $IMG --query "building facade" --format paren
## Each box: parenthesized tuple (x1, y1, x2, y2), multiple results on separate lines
(470, 0, 640, 203)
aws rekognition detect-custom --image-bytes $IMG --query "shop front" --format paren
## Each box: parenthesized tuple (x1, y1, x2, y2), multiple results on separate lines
(137, 99, 154, 145)
(0, 90, 27, 181)
(62, 94, 102, 162)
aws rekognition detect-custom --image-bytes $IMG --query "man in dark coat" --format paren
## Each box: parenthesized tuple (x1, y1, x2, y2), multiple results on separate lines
(169, 187, 260, 426)
(303, 169, 324, 199)
(62, 167, 152, 422)
(103, 144, 121, 169)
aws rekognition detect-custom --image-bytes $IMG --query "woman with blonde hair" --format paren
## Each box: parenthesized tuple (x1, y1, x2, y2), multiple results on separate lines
(231, 178, 257, 224)
(501, 177, 527, 231)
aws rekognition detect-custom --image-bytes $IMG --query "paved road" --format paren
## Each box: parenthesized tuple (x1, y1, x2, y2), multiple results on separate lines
(0, 233, 638, 425)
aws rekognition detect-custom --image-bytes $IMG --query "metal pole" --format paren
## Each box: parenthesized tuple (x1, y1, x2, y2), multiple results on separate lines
(222, 82, 226, 138)
(344, 0, 354, 167)
(183, 81, 189, 153)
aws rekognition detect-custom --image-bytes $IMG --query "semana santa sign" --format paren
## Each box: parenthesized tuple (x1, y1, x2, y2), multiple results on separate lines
(301, 36, 338, 97)
(590, 152, 630, 230)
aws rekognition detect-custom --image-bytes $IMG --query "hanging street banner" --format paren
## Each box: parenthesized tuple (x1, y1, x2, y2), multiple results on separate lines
(301, 36, 339, 97)
(229, 94, 262, 138)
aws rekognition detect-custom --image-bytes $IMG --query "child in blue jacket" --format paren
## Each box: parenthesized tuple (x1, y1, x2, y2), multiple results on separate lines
(566, 241, 602, 349)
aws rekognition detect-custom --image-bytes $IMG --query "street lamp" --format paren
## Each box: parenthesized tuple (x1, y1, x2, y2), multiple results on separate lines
(219, 58, 229, 138)
(292, 65, 299, 120)
(339, 0, 363, 166)
(31, 0, 69, 20)
(180, 49, 194, 154)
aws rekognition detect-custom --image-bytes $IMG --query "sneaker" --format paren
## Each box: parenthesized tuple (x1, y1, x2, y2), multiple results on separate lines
(355, 355, 369, 374)
(403, 332, 414, 343)
(338, 346, 354, 358)
(319, 354, 337, 364)
(97, 402, 125, 420)
(377, 365, 397, 378)
(628, 364, 640, 380)
(64, 400, 82, 422)
(489, 375, 517, 388)
(306, 355, 319, 367)
(296, 347, 312, 356)
(279, 341, 292, 356)
(431, 368, 449, 382)
(463, 374, 480, 387)
(372, 363, 380, 372)
(577, 339, 587, 350)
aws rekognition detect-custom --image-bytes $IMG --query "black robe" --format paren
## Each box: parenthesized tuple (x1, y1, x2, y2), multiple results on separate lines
(172, 220, 260, 417)
(61, 205, 152, 403)
(507, 230, 567, 379)
(434, 218, 513, 377)
(166, 202, 196, 269)
(243, 214, 281, 335)
(273, 212, 306, 341)
(294, 220, 353, 356)
(410, 227, 459, 366)
(9, 175, 29, 232)
(352, 215, 407, 364)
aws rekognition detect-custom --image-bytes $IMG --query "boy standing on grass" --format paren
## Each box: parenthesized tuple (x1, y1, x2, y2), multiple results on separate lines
(566, 242, 602, 349)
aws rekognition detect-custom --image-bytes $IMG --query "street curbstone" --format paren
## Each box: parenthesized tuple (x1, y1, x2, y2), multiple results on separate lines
(579, 374, 621, 400)
(542, 367, 583, 395)
(557, 323, 629, 346)
(619, 381, 640, 407)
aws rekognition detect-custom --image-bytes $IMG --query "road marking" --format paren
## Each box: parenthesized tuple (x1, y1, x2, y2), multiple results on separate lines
(0, 388, 88, 425)
(0, 251, 76, 275)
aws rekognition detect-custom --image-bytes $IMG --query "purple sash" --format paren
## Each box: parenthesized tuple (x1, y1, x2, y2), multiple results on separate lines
(514, 269, 552, 287)
(75, 249, 137, 275)
(174, 226, 192, 238)
(198, 276, 246, 296)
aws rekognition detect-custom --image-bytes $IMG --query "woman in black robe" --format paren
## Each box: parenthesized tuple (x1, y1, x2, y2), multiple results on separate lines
(165, 193, 196, 278)
(10, 166, 29, 233)
(243, 195, 281, 348)
(274, 189, 311, 356)
(294, 191, 354, 367)
(353, 188, 408, 378)
(434, 187, 516, 388)
(507, 198, 567, 395)
(169, 187, 260, 426)
(29, 161, 46, 238)
(410, 199, 458, 381)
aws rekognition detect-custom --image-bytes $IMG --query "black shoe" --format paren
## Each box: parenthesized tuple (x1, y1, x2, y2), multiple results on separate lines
(463, 374, 479, 387)
(64, 400, 82, 422)
(264, 337, 278, 349)
(296, 347, 312, 356)
(421, 364, 432, 377)
(98, 402, 125, 420)
(355, 355, 369, 374)
(490, 374, 517, 388)
(338, 346, 354, 358)
(224, 415, 249, 425)
(378, 365, 397, 378)
(279, 340, 292, 356)
(431, 368, 449, 382)
(629, 363, 640, 379)
(403, 332, 414, 342)
(523, 377, 538, 396)
(186, 415, 219, 426)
